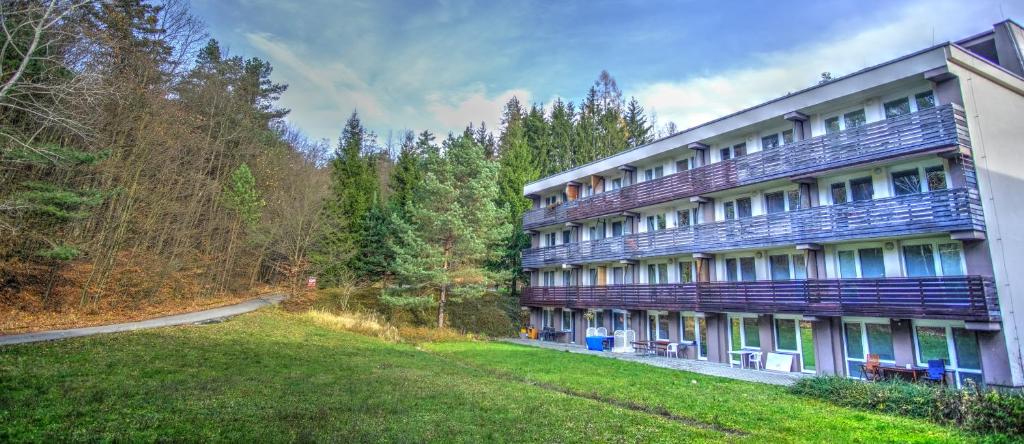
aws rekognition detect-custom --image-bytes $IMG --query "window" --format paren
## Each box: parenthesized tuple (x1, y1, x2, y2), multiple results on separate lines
(562, 270, 572, 286)
(561, 310, 573, 332)
(831, 182, 848, 204)
(611, 221, 623, 237)
(544, 232, 556, 247)
(892, 169, 922, 196)
(837, 247, 885, 278)
(588, 268, 598, 286)
(782, 129, 794, 144)
(542, 309, 555, 329)
(647, 263, 669, 284)
(681, 313, 707, 359)
(678, 261, 694, 283)
(612, 310, 630, 332)
(719, 147, 731, 161)
(644, 166, 664, 181)
(892, 165, 947, 196)
(611, 178, 622, 190)
(648, 311, 670, 341)
(561, 230, 571, 244)
(775, 318, 817, 373)
(726, 257, 756, 281)
(765, 190, 801, 214)
(544, 195, 559, 206)
(903, 241, 963, 277)
(843, 319, 895, 378)
(676, 159, 691, 172)
(769, 254, 806, 280)
(676, 209, 692, 227)
(913, 322, 983, 388)
(761, 133, 780, 149)
(724, 197, 752, 220)
(542, 271, 555, 286)
(850, 177, 873, 201)
(612, 267, 624, 284)
(719, 143, 746, 161)
(825, 109, 866, 134)
(646, 214, 666, 231)
(587, 310, 603, 328)
(729, 315, 761, 361)
(884, 97, 911, 118)
(915, 91, 936, 110)
(583, 184, 592, 197)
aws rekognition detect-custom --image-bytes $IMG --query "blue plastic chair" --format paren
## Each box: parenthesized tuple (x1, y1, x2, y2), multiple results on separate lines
(926, 359, 946, 385)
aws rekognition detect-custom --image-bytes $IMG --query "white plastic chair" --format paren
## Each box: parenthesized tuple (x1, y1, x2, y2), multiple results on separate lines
(612, 330, 627, 353)
(666, 343, 679, 358)
(585, 327, 598, 337)
(624, 329, 637, 354)
(748, 351, 763, 370)
(596, 327, 608, 337)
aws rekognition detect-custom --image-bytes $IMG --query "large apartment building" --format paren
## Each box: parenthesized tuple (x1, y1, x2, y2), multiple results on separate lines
(520, 20, 1024, 388)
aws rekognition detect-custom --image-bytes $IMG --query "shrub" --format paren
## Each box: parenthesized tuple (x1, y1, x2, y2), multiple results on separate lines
(790, 376, 1024, 438)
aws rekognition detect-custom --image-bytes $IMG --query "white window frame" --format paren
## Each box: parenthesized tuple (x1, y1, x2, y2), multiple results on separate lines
(911, 319, 982, 388)
(586, 309, 603, 328)
(728, 313, 761, 365)
(542, 308, 555, 329)
(881, 90, 936, 119)
(721, 195, 753, 220)
(822, 106, 867, 134)
(677, 259, 696, 284)
(723, 255, 757, 282)
(763, 187, 802, 214)
(827, 174, 875, 204)
(561, 309, 573, 332)
(760, 128, 794, 150)
(646, 262, 669, 284)
(888, 160, 949, 197)
(645, 212, 667, 232)
(899, 239, 965, 277)
(674, 206, 698, 228)
(561, 270, 572, 287)
(610, 177, 622, 190)
(834, 242, 886, 279)
(716, 142, 747, 162)
(647, 310, 670, 341)
(773, 315, 815, 373)
(842, 317, 896, 379)
(542, 270, 556, 287)
(612, 309, 631, 332)
(675, 156, 694, 172)
(767, 251, 806, 280)
(680, 312, 707, 360)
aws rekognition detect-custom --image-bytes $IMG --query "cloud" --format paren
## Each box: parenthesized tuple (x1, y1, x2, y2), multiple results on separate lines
(630, 0, 1000, 130)
(426, 88, 531, 132)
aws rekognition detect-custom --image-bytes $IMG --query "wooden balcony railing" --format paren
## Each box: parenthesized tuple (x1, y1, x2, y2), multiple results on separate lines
(520, 276, 1000, 322)
(522, 188, 984, 268)
(523, 104, 968, 230)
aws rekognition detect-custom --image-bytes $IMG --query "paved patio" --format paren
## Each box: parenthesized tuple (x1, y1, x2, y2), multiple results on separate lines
(503, 338, 807, 386)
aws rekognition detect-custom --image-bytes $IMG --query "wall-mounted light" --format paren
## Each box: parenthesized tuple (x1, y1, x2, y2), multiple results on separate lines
(873, 167, 883, 175)
(884, 241, 895, 250)
(755, 252, 764, 259)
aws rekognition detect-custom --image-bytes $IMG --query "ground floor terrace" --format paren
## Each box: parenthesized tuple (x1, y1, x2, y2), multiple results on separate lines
(525, 306, 1013, 388)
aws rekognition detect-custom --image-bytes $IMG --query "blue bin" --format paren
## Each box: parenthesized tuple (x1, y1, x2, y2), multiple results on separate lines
(586, 336, 604, 351)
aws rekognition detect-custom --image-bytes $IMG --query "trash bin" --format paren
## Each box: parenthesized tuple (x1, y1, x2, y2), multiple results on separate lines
(586, 336, 604, 351)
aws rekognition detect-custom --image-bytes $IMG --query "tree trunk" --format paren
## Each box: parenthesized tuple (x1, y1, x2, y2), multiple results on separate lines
(437, 284, 447, 328)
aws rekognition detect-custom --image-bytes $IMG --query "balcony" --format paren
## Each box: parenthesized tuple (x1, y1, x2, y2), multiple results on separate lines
(520, 276, 1000, 322)
(522, 188, 985, 268)
(523, 104, 969, 230)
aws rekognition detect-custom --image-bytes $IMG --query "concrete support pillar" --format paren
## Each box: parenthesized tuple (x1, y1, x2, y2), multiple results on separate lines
(705, 313, 730, 364)
(797, 243, 824, 279)
(691, 196, 714, 224)
(811, 317, 845, 376)
(784, 111, 811, 141)
(694, 253, 713, 283)
(668, 312, 681, 344)
(978, 328, 1015, 387)
(618, 165, 637, 186)
(687, 143, 709, 168)
(891, 319, 915, 368)
(794, 178, 819, 209)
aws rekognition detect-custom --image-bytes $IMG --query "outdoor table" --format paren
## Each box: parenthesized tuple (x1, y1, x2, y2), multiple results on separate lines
(729, 350, 755, 369)
(601, 335, 615, 349)
(652, 340, 671, 356)
(880, 366, 927, 382)
(631, 340, 653, 355)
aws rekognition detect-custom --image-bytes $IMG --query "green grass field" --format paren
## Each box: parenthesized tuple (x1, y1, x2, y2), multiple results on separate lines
(0, 310, 976, 442)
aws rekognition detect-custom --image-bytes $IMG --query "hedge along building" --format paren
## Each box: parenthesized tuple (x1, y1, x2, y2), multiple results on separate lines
(521, 20, 1024, 388)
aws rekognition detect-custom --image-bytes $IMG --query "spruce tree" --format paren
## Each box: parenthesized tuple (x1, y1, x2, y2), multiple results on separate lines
(524, 104, 549, 177)
(389, 130, 422, 215)
(625, 96, 653, 147)
(547, 99, 575, 175)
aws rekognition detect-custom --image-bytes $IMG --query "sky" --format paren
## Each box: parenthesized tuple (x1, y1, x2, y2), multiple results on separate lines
(190, 0, 1023, 144)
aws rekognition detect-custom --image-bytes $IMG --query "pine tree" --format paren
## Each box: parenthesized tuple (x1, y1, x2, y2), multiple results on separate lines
(625, 96, 654, 147)
(574, 86, 601, 166)
(547, 99, 575, 175)
(523, 104, 549, 177)
(389, 130, 421, 215)
(387, 134, 510, 327)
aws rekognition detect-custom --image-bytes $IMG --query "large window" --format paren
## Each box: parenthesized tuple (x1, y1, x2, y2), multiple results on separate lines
(775, 317, 817, 373)
(647, 263, 669, 284)
(725, 257, 757, 282)
(647, 311, 670, 341)
(542, 309, 555, 329)
(764, 189, 801, 214)
(561, 270, 572, 287)
(729, 315, 761, 365)
(588, 268, 598, 286)
(644, 166, 664, 181)
(678, 261, 695, 283)
(843, 319, 895, 378)
(825, 109, 867, 134)
(681, 313, 707, 359)
(891, 165, 947, 196)
(829, 176, 873, 204)
(676, 208, 695, 227)
(837, 247, 886, 278)
(913, 321, 982, 388)
(586, 310, 603, 328)
(611, 178, 622, 190)
(902, 241, 964, 277)
(884, 91, 935, 118)
(676, 158, 692, 172)
(611, 221, 623, 237)
(561, 310, 573, 332)
(646, 214, 666, 232)
(719, 142, 746, 161)
(542, 271, 556, 286)
(561, 230, 571, 244)
(723, 197, 752, 220)
(770, 253, 807, 280)
(543, 232, 556, 247)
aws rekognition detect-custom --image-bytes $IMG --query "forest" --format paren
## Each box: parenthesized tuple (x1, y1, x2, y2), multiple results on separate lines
(0, 0, 667, 334)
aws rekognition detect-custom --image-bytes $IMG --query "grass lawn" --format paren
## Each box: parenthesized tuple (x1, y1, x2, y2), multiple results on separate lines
(0, 310, 975, 442)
